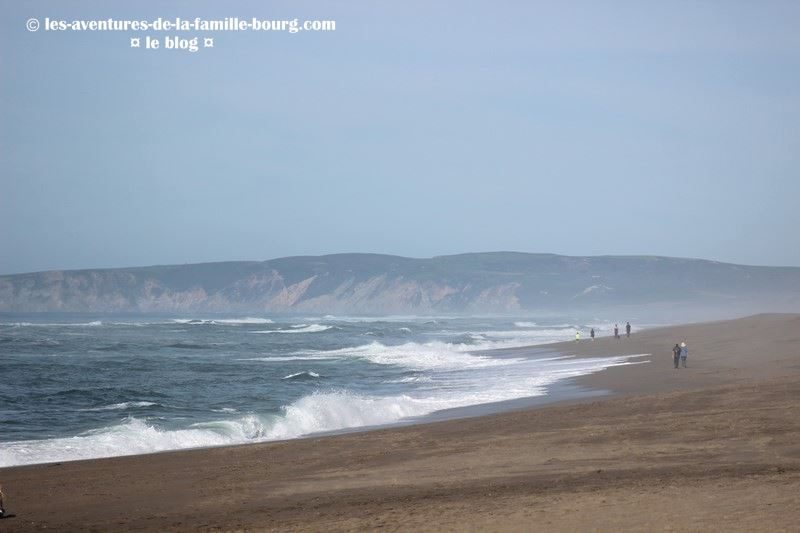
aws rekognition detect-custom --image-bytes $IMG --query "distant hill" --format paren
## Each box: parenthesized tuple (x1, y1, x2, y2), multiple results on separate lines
(1, 252, 799, 315)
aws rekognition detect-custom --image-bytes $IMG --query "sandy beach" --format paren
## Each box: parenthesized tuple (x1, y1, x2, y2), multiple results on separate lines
(1, 313, 799, 531)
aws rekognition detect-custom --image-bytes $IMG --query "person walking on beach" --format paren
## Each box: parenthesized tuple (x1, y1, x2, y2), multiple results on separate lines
(626, 322, 631, 337)
(0, 483, 6, 518)
(575, 331, 581, 342)
(590, 328, 595, 340)
(672, 343, 681, 369)
(614, 324, 619, 339)
(680, 341, 688, 368)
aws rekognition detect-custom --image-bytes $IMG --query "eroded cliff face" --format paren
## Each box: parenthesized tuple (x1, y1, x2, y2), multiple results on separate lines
(0, 272, 516, 313)
(0, 271, 500, 313)
(1, 252, 799, 314)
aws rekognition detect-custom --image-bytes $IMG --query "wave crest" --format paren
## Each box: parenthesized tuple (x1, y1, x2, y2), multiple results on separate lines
(252, 324, 333, 334)
(80, 401, 158, 411)
(297, 341, 518, 370)
(282, 371, 321, 380)
(0, 354, 647, 467)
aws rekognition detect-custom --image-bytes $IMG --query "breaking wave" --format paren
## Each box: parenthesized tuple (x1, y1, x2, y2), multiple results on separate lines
(172, 317, 273, 325)
(0, 354, 644, 467)
(214, 317, 274, 324)
(80, 401, 158, 411)
(282, 371, 321, 380)
(296, 341, 521, 370)
(252, 324, 333, 334)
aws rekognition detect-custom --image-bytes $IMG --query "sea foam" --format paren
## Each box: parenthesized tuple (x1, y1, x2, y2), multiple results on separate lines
(0, 354, 644, 467)
(172, 317, 274, 325)
(80, 401, 158, 411)
(252, 324, 333, 334)
(296, 341, 520, 370)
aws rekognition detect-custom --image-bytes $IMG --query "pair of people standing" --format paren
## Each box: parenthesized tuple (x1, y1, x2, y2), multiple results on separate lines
(613, 322, 632, 339)
(672, 342, 688, 368)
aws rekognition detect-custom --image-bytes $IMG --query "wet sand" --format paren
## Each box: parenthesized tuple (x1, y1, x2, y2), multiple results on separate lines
(1, 313, 799, 531)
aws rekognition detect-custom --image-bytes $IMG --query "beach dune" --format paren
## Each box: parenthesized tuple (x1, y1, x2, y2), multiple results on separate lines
(1, 314, 799, 531)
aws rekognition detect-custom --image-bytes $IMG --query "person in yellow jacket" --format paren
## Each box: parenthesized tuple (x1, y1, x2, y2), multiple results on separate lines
(575, 331, 581, 342)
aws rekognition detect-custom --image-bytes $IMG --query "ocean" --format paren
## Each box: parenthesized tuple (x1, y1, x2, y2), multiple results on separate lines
(0, 314, 644, 467)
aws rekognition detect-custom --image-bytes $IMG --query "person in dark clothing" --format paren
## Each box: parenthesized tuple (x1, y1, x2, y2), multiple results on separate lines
(626, 322, 631, 337)
(590, 328, 595, 340)
(614, 324, 619, 339)
(672, 343, 681, 369)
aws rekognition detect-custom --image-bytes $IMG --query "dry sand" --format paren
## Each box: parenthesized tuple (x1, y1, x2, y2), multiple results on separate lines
(1, 313, 799, 531)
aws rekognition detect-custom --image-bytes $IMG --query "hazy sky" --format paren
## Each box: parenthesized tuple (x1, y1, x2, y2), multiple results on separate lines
(2, 1, 799, 274)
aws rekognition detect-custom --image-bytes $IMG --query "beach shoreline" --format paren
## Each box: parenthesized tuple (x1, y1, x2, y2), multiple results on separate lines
(1, 313, 799, 531)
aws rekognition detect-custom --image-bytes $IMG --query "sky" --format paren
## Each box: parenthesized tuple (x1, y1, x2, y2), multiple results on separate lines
(2, 1, 799, 274)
